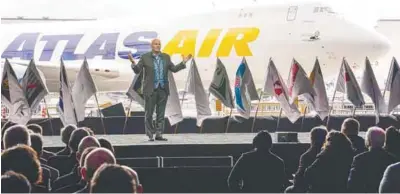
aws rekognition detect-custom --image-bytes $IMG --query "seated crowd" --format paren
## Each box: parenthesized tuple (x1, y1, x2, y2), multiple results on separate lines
(1, 118, 400, 193)
(1, 123, 142, 193)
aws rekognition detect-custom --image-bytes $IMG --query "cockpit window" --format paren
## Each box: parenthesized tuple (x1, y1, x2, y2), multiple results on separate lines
(313, 6, 336, 14)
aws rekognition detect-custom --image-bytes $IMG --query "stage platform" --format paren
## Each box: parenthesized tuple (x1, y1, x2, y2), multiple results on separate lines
(43, 132, 366, 148)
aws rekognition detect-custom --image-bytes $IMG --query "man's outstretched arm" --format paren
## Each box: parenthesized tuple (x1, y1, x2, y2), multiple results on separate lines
(167, 54, 192, 73)
(129, 53, 144, 74)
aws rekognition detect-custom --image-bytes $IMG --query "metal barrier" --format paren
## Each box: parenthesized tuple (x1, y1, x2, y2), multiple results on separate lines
(160, 156, 234, 168)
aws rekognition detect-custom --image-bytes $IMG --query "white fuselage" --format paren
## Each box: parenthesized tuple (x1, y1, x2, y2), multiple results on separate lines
(0, 2, 391, 92)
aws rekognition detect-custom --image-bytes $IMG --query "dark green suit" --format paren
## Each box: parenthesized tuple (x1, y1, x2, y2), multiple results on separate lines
(132, 52, 186, 138)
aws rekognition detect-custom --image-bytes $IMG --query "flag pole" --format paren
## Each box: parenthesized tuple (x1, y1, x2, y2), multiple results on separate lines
(122, 99, 133, 134)
(276, 108, 283, 131)
(382, 58, 394, 101)
(326, 84, 338, 130)
(250, 91, 263, 133)
(94, 93, 106, 134)
(175, 69, 191, 134)
(351, 106, 357, 118)
(224, 96, 236, 133)
(300, 105, 307, 132)
(43, 98, 54, 135)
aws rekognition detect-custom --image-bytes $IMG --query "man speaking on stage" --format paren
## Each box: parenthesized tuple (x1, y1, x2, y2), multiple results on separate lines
(128, 39, 192, 141)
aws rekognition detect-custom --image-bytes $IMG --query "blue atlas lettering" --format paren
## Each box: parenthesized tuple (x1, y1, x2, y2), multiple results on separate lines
(118, 31, 158, 59)
(1, 33, 39, 60)
(39, 34, 84, 61)
(85, 33, 119, 60)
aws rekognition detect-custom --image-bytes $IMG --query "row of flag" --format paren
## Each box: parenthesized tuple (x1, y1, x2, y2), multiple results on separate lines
(127, 56, 400, 126)
(1, 58, 97, 126)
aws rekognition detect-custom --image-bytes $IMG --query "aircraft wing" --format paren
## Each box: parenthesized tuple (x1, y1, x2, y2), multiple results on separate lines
(3, 59, 120, 79)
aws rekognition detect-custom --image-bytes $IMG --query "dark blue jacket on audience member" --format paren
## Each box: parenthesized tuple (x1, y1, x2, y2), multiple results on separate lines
(348, 148, 398, 193)
(228, 149, 287, 193)
(290, 146, 321, 192)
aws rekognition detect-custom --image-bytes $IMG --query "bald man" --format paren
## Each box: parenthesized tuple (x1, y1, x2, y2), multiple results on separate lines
(128, 39, 192, 141)
(78, 148, 116, 193)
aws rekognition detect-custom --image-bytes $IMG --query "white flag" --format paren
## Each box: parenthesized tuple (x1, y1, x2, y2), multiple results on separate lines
(234, 58, 259, 119)
(361, 57, 385, 123)
(335, 58, 365, 107)
(186, 59, 212, 126)
(287, 58, 316, 104)
(2, 59, 31, 124)
(57, 59, 77, 126)
(21, 59, 48, 111)
(126, 70, 145, 107)
(385, 57, 400, 113)
(209, 58, 234, 108)
(165, 72, 183, 126)
(264, 59, 300, 123)
(306, 58, 329, 120)
(72, 58, 97, 122)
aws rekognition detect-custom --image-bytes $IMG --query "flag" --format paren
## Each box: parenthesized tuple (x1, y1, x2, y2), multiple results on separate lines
(263, 58, 300, 123)
(361, 57, 385, 123)
(21, 59, 49, 110)
(72, 58, 97, 122)
(126, 70, 145, 107)
(334, 58, 365, 107)
(234, 58, 259, 119)
(165, 72, 183, 126)
(2, 59, 31, 124)
(287, 58, 316, 104)
(386, 57, 400, 113)
(306, 58, 329, 120)
(186, 59, 212, 126)
(57, 59, 77, 126)
(209, 58, 234, 108)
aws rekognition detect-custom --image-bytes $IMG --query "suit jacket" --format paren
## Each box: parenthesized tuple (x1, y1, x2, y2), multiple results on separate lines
(380, 162, 400, 193)
(305, 149, 354, 193)
(292, 146, 321, 192)
(347, 135, 367, 155)
(348, 148, 398, 193)
(48, 153, 77, 176)
(227, 149, 287, 193)
(52, 165, 80, 192)
(56, 146, 70, 156)
(42, 150, 56, 160)
(132, 52, 186, 96)
(54, 180, 86, 193)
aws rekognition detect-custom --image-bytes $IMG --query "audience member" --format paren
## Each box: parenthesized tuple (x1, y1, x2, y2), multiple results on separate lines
(304, 131, 354, 193)
(90, 164, 138, 193)
(379, 162, 400, 193)
(98, 138, 115, 154)
(285, 126, 327, 193)
(52, 136, 100, 191)
(341, 118, 366, 155)
(228, 131, 287, 193)
(30, 133, 60, 186)
(48, 128, 90, 175)
(1, 171, 32, 193)
(1, 144, 47, 193)
(122, 165, 143, 193)
(384, 126, 400, 158)
(78, 147, 116, 193)
(82, 127, 95, 136)
(3, 124, 31, 149)
(27, 123, 56, 160)
(56, 124, 77, 156)
(348, 127, 398, 193)
(53, 147, 97, 193)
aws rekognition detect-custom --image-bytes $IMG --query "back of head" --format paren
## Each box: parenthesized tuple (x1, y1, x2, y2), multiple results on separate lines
(310, 126, 328, 148)
(29, 133, 43, 157)
(82, 127, 94, 136)
(1, 121, 17, 137)
(79, 147, 97, 167)
(61, 124, 77, 145)
(98, 138, 115, 154)
(1, 145, 42, 184)
(27, 124, 43, 135)
(68, 128, 90, 153)
(385, 126, 400, 149)
(82, 148, 116, 181)
(3, 125, 31, 149)
(341, 118, 360, 136)
(122, 165, 143, 193)
(323, 131, 353, 155)
(366, 127, 386, 149)
(78, 136, 100, 154)
(1, 171, 31, 193)
(253, 130, 273, 151)
(91, 164, 136, 193)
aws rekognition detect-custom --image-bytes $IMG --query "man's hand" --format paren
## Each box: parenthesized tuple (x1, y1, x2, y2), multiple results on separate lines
(182, 54, 193, 64)
(128, 53, 135, 65)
